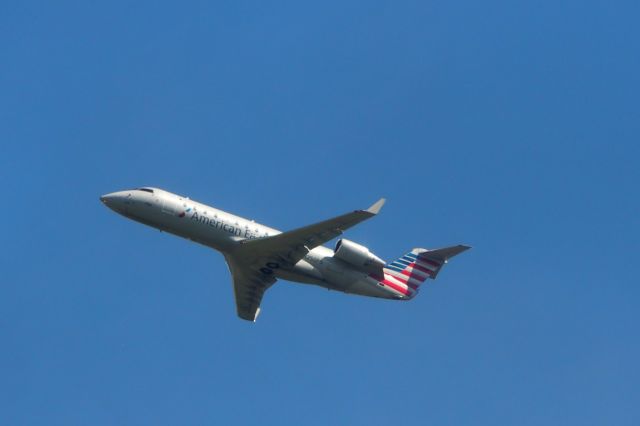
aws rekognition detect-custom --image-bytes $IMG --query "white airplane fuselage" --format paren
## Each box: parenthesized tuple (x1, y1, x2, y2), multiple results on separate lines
(101, 187, 400, 299)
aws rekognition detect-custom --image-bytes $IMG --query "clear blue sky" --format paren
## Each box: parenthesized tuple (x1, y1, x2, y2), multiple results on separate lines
(1, 1, 638, 424)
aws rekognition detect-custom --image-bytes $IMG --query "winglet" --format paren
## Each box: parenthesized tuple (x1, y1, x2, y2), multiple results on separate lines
(366, 198, 386, 215)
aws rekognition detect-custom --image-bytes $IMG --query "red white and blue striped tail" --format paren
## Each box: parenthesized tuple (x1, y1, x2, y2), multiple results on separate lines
(381, 245, 471, 299)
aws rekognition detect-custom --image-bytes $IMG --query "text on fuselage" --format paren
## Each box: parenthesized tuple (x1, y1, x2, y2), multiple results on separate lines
(190, 211, 261, 239)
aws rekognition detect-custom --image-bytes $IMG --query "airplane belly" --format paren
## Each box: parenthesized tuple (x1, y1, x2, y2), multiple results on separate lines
(317, 258, 395, 299)
(276, 259, 325, 286)
(343, 276, 397, 299)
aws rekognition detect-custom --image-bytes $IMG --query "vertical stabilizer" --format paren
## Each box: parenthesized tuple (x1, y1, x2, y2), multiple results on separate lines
(379, 245, 471, 298)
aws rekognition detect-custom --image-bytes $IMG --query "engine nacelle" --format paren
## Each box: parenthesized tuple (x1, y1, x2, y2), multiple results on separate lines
(334, 239, 386, 272)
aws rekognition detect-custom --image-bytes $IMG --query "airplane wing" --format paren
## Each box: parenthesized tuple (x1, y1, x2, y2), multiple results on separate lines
(225, 255, 277, 322)
(236, 198, 386, 268)
(225, 198, 385, 321)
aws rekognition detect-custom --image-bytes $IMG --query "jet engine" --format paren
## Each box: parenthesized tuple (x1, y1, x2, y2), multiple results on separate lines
(334, 239, 386, 272)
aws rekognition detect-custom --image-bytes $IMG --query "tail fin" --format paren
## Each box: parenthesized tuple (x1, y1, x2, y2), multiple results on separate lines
(382, 245, 471, 298)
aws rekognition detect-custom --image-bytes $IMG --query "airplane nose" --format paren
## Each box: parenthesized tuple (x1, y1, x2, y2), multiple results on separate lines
(100, 193, 115, 205)
(100, 191, 128, 213)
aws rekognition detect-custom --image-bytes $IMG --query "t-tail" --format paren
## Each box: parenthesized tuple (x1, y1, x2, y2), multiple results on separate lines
(380, 245, 471, 299)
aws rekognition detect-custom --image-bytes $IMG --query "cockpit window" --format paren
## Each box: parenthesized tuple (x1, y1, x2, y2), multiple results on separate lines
(137, 188, 154, 193)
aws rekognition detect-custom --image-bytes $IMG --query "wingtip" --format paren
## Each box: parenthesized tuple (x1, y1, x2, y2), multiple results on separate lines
(366, 198, 386, 214)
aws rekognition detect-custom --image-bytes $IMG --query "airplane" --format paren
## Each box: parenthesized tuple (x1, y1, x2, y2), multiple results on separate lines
(100, 187, 470, 322)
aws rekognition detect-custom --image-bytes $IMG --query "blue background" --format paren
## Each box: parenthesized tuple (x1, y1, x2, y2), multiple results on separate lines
(1, 1, 638, 424)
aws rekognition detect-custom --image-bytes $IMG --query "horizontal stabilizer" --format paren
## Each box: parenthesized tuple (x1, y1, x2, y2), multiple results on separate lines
(421, 245, 471, 262)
